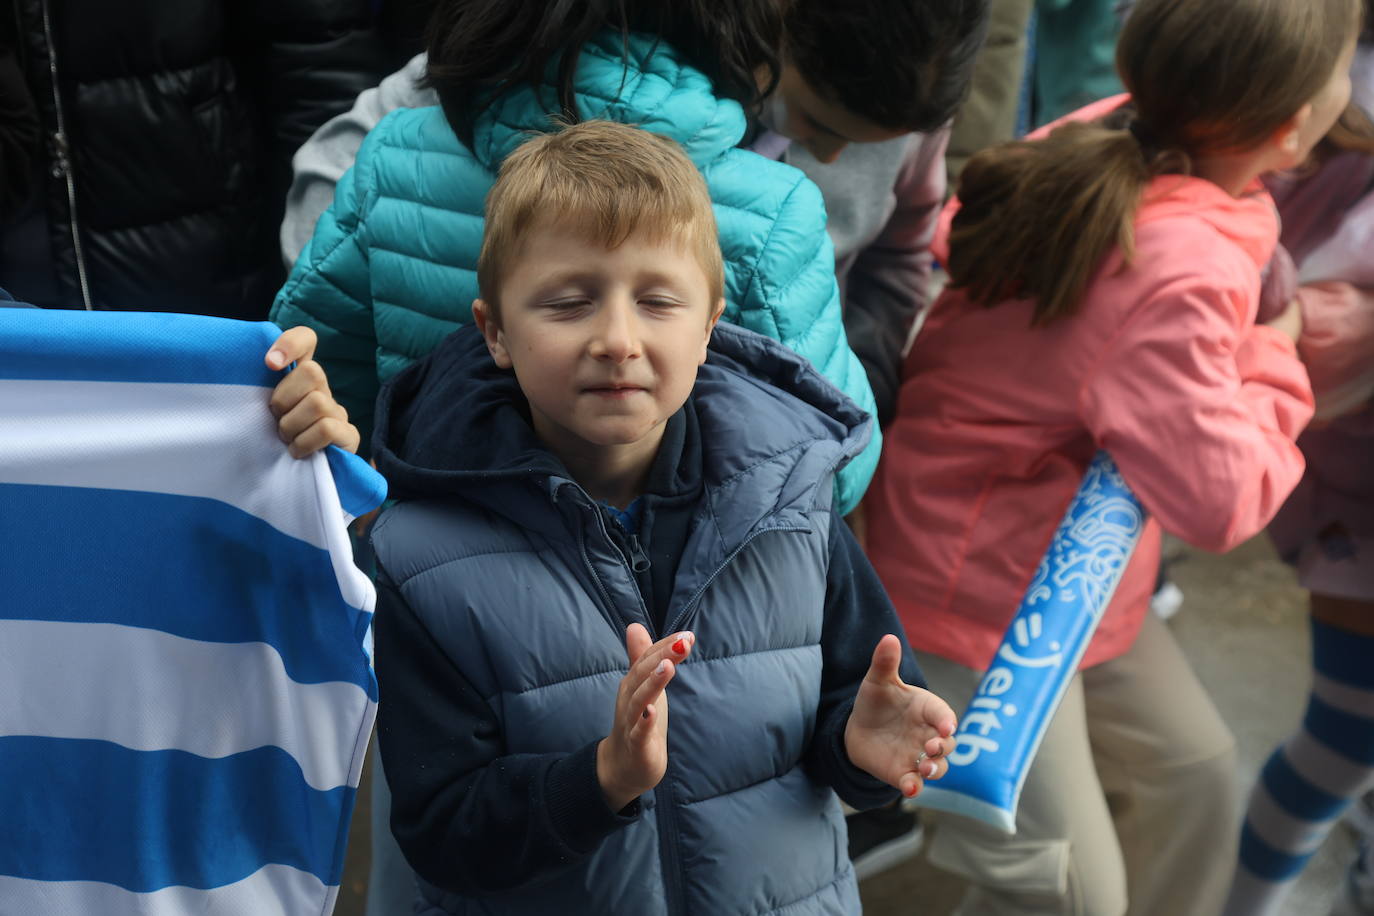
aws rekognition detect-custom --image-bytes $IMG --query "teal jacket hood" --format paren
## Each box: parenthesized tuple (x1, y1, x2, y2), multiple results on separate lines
(469, 32, 747, 171)
(271, 30, 880, 513)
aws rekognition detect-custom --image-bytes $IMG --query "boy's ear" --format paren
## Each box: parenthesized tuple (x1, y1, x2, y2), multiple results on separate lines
(699, 298, 726, 364)
(472, 299, 513, 369)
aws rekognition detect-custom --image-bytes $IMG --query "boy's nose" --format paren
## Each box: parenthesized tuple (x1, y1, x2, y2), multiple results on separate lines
(589, 303, 641, 362)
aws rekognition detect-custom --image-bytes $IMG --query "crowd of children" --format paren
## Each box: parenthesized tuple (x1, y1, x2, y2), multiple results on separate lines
(5, 0, 1374, 913)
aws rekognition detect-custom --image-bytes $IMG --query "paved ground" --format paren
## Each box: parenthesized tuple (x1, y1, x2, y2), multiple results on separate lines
(335, 536, 1355, 915)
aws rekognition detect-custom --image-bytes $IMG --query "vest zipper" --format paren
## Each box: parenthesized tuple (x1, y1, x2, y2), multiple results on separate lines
(568, 491, 689, 915)
(573, 488, 812, 916)
(39, 0, 93, 310)
(572, 508, 631, 635)
(654, 524, 807, 916)
(654, 773, 686, 916)
(624, 531, 651, 572)
(575, 497, 652, 633)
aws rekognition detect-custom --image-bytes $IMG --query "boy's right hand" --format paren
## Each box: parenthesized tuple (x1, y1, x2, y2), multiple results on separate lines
(596, 624, 695, 812)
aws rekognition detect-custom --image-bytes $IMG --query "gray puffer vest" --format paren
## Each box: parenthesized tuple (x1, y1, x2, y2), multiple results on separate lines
(371, 322, 872, 915)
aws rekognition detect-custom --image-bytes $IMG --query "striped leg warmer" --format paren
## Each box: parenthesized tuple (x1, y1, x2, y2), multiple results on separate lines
(1224, 618, 1374, 916)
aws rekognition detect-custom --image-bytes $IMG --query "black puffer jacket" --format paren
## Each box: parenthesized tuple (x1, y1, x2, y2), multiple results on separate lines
(1, 0, 385, 318)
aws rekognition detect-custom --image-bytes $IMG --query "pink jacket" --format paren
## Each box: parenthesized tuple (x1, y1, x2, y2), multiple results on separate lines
(866, 96, 1315, 671)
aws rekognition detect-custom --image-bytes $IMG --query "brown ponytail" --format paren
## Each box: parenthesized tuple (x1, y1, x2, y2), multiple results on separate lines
(948, 121, 1166, 326)
(946, 0, 1362, 326)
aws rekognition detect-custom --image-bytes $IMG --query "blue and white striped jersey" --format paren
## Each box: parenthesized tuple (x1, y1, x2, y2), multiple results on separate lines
(0, 309, 386, 914)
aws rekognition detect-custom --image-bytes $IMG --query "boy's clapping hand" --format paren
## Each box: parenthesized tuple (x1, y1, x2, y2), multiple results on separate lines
(596, 624, 695, 812)
(265, 327, 361, 458)
(845, 635, 958, 799)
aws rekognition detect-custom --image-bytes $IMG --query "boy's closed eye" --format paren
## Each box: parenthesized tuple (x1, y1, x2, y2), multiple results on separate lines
(640, 295, 687, 310)
(538, 296, 594, 314)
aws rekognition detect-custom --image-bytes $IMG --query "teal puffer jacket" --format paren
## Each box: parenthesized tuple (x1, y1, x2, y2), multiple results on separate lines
(269, 31, 879, 512)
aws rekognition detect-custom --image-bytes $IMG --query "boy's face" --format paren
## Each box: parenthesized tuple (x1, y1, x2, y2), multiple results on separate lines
(765, 64, 908, 164)
(474, 222, 724, 471)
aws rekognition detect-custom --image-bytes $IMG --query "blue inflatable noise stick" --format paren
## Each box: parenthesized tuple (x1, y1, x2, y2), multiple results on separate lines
(914, 452, 1146, 833)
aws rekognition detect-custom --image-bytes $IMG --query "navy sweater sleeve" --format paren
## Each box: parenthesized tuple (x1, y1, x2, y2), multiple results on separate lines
(373, 565, 638, 895)
(805, 509, 927, 810)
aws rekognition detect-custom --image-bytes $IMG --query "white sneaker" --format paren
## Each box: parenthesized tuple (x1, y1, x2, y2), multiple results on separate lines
(1151, 581, 1185, 621)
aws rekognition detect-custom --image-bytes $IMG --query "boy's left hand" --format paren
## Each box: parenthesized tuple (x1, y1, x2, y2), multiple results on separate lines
(266, 327, 361, 458)
(845, 634, 958, 799)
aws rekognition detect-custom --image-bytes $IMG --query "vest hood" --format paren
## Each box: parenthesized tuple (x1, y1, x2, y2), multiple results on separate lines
(373, 321, 871, 538)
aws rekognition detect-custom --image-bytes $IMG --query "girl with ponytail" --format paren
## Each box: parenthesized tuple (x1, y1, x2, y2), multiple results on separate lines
(863, 0, 1360, 912)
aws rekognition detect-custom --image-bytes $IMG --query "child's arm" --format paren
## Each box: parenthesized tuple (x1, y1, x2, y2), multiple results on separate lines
(1080, 277, 1314, 552)
(728, 164, 881, 514)
(270, 117, 390, 458)
(805, 511, 957, 806)
(842, 131, 947, 425)
(1296, 280, 1374, 420)
(281, 54, 432, 267)
(372, 568, 639, 895)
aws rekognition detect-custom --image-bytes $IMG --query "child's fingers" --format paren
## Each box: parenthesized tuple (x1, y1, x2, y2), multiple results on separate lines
(865, 634, 904, 686)
(915, 754, 948, 781)
(628, 630, 694, 682)
(627, 658, 675, 738)
(920, 692, 958, 738)
(286, 417, 361, 458)
(268, 360, 332, 419)
(924, 733, 956, 761)
(627, 656, 675, 717)
(277, 388, 347, 440)
(628, 701, 659, 742)
(909, 742, 951, 782)
(266, 326, 318, 371)
(624, 623, 654, 666)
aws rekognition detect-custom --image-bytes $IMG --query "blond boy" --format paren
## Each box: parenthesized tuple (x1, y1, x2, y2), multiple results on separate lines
(368, 120, 956, 916)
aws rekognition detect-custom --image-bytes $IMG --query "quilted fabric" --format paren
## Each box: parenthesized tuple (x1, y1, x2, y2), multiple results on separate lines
(270, 31, 878, 512)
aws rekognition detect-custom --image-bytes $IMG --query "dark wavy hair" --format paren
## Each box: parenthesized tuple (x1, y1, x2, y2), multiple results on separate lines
(783, 0, 989, 133)
(423, 0, 783, 148)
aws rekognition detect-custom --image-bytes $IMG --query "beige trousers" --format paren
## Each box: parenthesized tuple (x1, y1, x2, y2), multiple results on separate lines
(917, 613, 1238, 916)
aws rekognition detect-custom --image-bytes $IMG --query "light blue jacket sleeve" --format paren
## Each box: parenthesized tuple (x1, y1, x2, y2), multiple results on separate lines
(713, 158, 881, 514)
(270, 116, 391, 457)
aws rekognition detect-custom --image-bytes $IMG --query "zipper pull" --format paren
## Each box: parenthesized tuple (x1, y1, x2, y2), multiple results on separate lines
(626, 533, 651, 573)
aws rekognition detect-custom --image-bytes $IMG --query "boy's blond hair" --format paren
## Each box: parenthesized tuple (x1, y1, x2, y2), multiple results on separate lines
(477, 120, 725, 317)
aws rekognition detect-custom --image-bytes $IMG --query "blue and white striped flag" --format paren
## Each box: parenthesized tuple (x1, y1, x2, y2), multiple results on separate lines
(0, 309, 387, 914)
